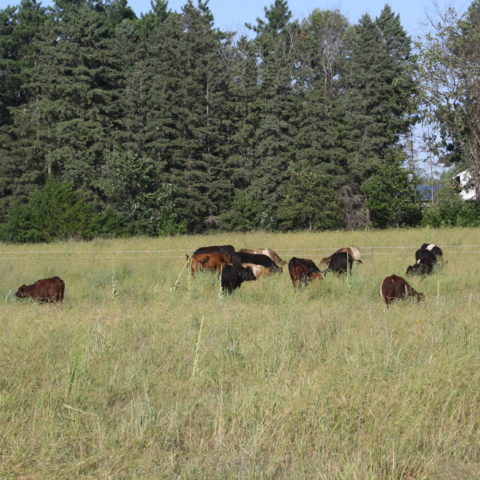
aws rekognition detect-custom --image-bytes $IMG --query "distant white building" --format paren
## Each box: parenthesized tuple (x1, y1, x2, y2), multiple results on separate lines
(453, 169, 477, 200)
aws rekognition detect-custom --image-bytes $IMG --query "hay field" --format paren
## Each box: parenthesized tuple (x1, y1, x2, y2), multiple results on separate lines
(1, 228, 479, 479)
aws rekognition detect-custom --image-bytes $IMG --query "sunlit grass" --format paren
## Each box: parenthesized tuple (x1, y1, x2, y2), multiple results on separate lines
(1, 228, 480, 479)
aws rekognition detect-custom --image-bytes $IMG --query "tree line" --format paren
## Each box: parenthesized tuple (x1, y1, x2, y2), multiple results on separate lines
(1, 0, 479, 242)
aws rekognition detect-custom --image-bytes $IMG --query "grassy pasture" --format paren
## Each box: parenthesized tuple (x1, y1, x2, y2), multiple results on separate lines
(1, 228, 479, 479)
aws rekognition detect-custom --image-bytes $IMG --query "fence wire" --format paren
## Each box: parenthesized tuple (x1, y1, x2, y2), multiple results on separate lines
(0, 244, 477, 261)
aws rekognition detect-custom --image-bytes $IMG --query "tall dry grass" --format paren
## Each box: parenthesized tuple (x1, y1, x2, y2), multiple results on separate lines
(1, 228, 479, 479)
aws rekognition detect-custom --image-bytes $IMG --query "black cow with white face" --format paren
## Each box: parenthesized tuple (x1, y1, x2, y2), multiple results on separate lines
(407, 243, 443, 276)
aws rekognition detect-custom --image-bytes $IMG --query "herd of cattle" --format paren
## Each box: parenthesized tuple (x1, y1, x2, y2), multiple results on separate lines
(189, 243, 442, 306)
(13, 243, 443, 306)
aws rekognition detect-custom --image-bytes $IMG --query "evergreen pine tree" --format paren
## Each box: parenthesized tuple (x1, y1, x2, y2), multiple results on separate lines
(4, 0, 129, 201)
(0, 0, 47, 219)
(144, 1, 234, 232)
(277, 9, 349, 230)
(220, 35, 262, 229)
(246, 0, 300, 229)
(340, 6, 418, 227)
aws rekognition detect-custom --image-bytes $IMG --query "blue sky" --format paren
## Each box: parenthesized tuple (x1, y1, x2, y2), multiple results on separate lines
(0, 0, 471, 37)
(132, 0, 470, 38)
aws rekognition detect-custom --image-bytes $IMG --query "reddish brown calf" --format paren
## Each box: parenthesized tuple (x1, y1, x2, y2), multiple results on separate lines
(380, 274, 424, 306)
(288, 257, 323, 287)
(16, 276, 65, 303)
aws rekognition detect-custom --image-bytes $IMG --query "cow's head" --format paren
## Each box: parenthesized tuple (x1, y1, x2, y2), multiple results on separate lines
(406, 265, 415, 275)
(15, 285, 28, 298)
(310, 272, 324, 282)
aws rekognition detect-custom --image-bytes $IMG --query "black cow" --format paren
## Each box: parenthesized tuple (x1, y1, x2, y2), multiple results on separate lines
(221, 264, 256, 294)
(420, 243, 443, 259)
(409, 244, 443, 276)
(231, 252, 282, 278)
(406, 255, 434, 276)
(193, 245, 235, 255)
(414, 248, 437, 263)
(325, 251, 354, 275)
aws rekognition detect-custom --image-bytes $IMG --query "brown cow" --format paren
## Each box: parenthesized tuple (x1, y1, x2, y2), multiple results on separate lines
(239, 248, 286, 265)
(321, 246, 362, 265)
(15, 276, 65, 303)
(380, 274, 424, 306)
(288, 257, 323, 287)
(189, 253, 232, 275)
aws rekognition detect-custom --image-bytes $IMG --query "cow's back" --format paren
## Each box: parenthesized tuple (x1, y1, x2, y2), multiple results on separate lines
(240, 248, 286, 265)
(193, 245, 235, 255)
(233, 252, 282, 272)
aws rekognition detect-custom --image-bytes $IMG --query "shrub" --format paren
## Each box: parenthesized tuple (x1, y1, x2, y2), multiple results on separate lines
(422, 181, 480, 227)
(364, 163, 422, 228)
(0, 179, 116, 243)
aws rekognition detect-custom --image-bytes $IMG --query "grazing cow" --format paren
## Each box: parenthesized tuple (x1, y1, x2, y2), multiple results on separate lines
(380, 274, 424, 306)
(221, 264, 256, 294)
(232, 252, 282, 278)
(193, 245, 235, 255)
(408, 245, 442, 276)
(420, 243, 443, 259)
(239, 248, 286, 265)
(321, 246, 362, 266)
(414, 248, 437, 264)
(15, 276, 65, 303)
(288, 257, 323, 287)
(189, 253, 232, 275)
(323, 251, 354, 275)
(406, 255, 434, 276)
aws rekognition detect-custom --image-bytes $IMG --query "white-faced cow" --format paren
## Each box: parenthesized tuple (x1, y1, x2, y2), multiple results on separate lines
(321, 251, 354, 275)
(321, 246, 362, 265)
(407, 243, 443, 276)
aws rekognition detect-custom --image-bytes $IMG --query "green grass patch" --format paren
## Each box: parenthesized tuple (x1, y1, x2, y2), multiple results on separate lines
(1, 228, 480, 479)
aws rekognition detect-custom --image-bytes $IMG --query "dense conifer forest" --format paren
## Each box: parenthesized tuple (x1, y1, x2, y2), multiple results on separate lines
(1, 0, 479, 241)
